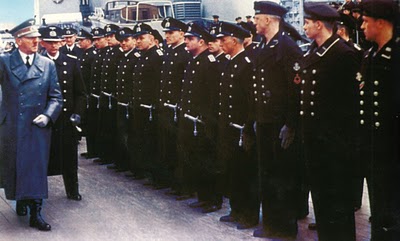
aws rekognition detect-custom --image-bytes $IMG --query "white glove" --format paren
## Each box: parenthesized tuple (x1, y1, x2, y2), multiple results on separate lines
(32, 114, 50, 128)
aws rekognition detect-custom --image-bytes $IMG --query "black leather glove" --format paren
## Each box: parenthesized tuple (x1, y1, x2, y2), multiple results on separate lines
(70, 114, 81, 126)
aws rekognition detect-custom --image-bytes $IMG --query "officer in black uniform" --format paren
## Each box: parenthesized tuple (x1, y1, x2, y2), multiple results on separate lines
(215, 22, 259, 230)
(89, 27, 108, 162)
(296, 3, 360, 241)
(60, 27, 83, 59)
(158, 17, 190, 193)
(76, 29, 96, 158)
(114, 27, 139, 173)
(208, 25, 229, 71)
(250, 1, 303, 239)
(357, 1, 400, 240)
(178, 22, 220, 212)
(337, 12, 365, 211)
(40, 26, 86, 201)
(97, 24, 123, 166)
(131, 23, 164, 184)
(211, 15, 220, 28)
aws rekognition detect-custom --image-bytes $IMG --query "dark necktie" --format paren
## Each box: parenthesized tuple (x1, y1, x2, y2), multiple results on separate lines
(25, 56, 31, 68)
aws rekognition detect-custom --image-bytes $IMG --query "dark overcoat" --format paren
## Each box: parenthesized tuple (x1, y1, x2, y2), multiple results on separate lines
(0, 50, 62, 200)
(47, 53, 86, 175)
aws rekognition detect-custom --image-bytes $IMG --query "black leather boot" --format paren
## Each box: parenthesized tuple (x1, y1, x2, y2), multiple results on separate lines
(29, 199, 51, 231)
(16, 200, 28, 216)
(63, 170, 82, 201)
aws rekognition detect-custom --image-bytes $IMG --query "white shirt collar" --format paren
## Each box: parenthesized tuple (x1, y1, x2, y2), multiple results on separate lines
(19, 50, 34, 65)
(47, 51, 60, 61)
(67, 44, 75, 51)
(229, 49, 245, 60)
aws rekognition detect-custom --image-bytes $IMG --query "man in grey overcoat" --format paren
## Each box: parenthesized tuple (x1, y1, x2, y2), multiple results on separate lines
(0, 19, 63, 231)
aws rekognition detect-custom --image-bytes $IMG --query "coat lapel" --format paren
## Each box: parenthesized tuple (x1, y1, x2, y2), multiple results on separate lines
(22, 54, 45, 83)
(10, 51, 27, 82)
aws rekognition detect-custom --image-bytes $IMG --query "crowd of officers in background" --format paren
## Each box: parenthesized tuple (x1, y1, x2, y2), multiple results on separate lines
(3, 0, 398, 240)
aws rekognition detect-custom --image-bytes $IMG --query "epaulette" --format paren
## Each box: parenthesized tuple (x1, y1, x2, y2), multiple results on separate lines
(67, 54, 78, 59)
(156, 49, 164, 56)
(119, 47, 124, 52)
(208, 54, 216, 62)
(93, 50, 97, 55)
(134, 52, 141, 58)
(245, 56, 251, 63)
(224, 54, 230, 60)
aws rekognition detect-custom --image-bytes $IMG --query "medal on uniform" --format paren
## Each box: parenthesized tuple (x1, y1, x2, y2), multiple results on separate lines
(293, 73, 301, 84)
(359, 81, 365, 90)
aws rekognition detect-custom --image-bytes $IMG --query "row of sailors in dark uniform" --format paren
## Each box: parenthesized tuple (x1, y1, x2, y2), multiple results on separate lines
(23, 0, 399, 239)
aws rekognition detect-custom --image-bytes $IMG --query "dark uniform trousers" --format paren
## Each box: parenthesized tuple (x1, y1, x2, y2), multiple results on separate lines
(115, 50, 139, 171)
(97, 45, 123, 163)
(87, 47, 105, 157)
(177, 50, 220, 204)
(157, 43, 190, 188)
(97, 94, 117, 162)
(131, 46, 163, 181)
(216, 51, 258, 223)
(251, 32, 302, 236)
(298, 35, 360, 241)
(47, 53, 86, 197)
(357, 39, 400, 241)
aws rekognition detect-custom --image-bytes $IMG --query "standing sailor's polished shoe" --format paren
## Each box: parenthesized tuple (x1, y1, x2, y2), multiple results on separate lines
(67, 193, 82, 201)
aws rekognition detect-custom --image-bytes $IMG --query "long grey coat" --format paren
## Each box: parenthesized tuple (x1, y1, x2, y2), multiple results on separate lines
(0, 50, 62, 200)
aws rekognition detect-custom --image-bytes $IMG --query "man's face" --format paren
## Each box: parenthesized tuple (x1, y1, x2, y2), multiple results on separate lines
(254, 14, 268, 35)
(303, 18, 319, 40)
(78, 38, 92, 50)
(208, 39, 222, 54)
(64, 35, 77, 46)
(361, 16, 380, 42)
(120, 36, 136, 52)
(16, 37, 39, 55)
(184, 36, 202, 55)
(40, 40, 61, 56)
(136, 34, 154, 51)
(164, 30, 183, 47)
(106, 34, 120, 46)
(93, 37, 108, 49)
(219, 36, 235, 55)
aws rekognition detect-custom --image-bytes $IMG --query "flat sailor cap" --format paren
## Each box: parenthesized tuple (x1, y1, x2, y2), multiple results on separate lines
(304, 2, 340, 21)
(217, 21, 251, 40)
(184, 22, 214, 43)
(76, 29, 93, 40)
(91, 27, 106, 39)
(116, 27, 135, 42)
(39, 26, 63, 41)
(360, 0, 399, 21)
(133, 23, 153, 36)
(162, 17, 188, 32)
(254, 1, 288, 17)
(62, 27, 77, 37)
(104, 24, 119, 36)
